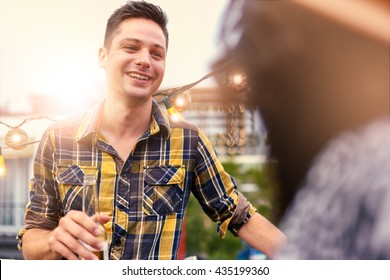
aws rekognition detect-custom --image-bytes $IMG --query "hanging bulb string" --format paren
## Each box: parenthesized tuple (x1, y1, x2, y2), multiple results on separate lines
(154, 71, 215, 102)
(0, 116, 57, 151)
(154, 56, 237, 101)
(0, 121, 14, 129)
(162, 97, 185, 122)
(0, 116, 57, 130)
(0, 57, 244, 151)
(0, 140, 41, 151)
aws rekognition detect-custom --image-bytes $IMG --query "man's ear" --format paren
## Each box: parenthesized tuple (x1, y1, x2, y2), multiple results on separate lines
(98, 47, 107, 68)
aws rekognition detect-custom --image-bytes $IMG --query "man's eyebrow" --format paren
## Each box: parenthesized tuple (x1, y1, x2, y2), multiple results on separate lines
(119, 37, 140, 45)
(119, 37, 166, 51)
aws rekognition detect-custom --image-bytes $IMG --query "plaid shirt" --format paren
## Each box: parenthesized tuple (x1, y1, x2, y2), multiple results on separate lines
(18, 100, 256, 260)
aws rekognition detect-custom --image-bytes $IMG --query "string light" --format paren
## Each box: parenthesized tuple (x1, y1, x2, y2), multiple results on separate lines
(173, 91, 192, 112)
(0, 147, 5, 176)
(153, 59, 248, 129)
(225, 67, 248, 94)
(234, 73, 243, 84)
(5, 128, 28, 150)
(154, 57, 246, 101)
(162, 97, 184, 122)
(0, 116, 56, 152)
(0, 61, 248, 154)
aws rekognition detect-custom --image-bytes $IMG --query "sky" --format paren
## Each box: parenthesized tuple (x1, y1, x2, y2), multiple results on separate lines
(0, 0, 229, 113)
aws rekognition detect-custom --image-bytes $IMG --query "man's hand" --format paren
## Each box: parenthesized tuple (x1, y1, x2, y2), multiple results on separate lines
(22, 210, 110, 260)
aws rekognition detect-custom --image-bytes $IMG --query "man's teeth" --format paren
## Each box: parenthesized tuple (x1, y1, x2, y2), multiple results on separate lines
(129, 73, 149, 80)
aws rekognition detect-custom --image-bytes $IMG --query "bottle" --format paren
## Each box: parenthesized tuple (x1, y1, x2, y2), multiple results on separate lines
(81, 174, 109, 260)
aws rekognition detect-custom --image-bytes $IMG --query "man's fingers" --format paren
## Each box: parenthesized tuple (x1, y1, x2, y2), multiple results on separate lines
(48, 211, 102, 260)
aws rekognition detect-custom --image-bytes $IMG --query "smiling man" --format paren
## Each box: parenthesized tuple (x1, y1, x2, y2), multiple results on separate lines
(17, 0, 285, 260)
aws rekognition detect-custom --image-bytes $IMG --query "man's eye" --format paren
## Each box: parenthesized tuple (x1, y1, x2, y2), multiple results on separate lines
(152, 51, 163, 59)
(124, 45, 137, 51)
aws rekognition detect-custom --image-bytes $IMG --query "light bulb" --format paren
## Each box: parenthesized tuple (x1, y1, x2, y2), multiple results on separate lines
(173, 91, 192, 112)
(169, 113, 182, 122)
(232, 74, 243, 86)
(0, 149, 5, 177)
(225, 65, 248, 94)
(163, 97, 185, 122)
(175, 96, 185, 107)
(12, 134, 22, 143)
(5, 128, 28, 150)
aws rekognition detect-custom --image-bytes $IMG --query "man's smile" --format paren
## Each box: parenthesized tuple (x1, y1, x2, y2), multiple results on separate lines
(127, 72, 150, 81)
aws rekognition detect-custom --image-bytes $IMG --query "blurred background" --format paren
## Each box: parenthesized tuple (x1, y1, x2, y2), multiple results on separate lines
(0, 0, 278, 259)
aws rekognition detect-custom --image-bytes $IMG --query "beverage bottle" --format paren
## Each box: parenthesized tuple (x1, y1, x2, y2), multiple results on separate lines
(81, 174, 109, 260)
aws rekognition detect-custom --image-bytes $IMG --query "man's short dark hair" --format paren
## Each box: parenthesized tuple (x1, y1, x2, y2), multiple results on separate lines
(104, 0, 169, 49)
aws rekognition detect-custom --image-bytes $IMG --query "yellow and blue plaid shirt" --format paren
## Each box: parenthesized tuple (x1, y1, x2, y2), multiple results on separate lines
(18, 100, 256, 259)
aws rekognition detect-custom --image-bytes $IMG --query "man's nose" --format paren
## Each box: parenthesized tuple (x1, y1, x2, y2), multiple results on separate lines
(135, 49, 151, 69)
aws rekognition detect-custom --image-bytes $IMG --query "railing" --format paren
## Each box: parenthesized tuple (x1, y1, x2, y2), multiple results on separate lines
(0, 202, 26, 235)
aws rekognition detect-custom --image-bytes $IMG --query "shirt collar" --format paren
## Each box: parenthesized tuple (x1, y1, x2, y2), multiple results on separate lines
(75, 99, 171, 144)
(150, 99, 171, 138)
(75, 100, 103, 144)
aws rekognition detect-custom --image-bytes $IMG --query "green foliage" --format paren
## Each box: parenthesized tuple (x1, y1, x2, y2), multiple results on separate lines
(184, 159, 281, 259)
(185, 196, 243, 260)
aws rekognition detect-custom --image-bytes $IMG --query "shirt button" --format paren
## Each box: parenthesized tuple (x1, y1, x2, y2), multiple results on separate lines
(163, 178, 168, 183)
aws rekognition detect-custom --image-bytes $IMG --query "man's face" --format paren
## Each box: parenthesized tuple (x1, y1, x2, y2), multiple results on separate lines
(99, 18, 166, 103)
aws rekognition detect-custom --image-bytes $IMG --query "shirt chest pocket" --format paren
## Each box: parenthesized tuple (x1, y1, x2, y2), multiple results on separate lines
(56, 165, 99, 214)
(143, 165, 185, 216)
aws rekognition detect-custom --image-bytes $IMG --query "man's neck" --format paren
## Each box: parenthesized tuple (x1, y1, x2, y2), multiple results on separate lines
(98, 97, 153, 160)
(100, 97, 152, 137)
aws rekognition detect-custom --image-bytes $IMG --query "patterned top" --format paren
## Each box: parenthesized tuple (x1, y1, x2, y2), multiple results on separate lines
(276, 119, 390, 259)
(18, 100, 256, 260)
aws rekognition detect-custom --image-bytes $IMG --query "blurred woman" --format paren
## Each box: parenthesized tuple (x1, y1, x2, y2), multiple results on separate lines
(215, 0, 390, 259)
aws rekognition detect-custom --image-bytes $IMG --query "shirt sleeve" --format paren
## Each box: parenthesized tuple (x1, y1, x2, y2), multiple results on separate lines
(192, 129, 257, 238)
(17, 127, 62, 250)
